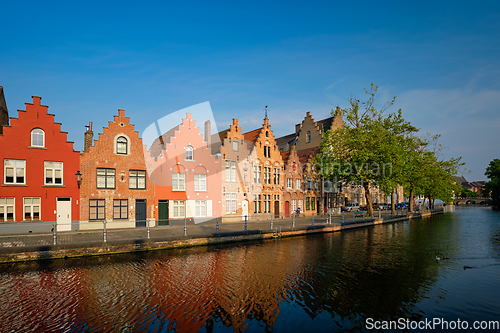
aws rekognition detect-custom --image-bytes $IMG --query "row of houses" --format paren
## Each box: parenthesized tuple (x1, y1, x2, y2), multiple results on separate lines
(0, 88, 393, 229)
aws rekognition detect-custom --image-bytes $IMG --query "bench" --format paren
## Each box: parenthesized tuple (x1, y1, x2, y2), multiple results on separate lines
(354, 211, 364, 218)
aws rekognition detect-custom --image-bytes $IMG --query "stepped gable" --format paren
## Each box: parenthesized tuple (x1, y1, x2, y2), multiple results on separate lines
(0, 86, 8, 135)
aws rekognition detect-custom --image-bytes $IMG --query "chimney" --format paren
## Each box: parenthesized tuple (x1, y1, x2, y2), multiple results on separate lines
(295, 123, 301, 134)
(204, 120, 211, 147)
(84, 122, 93, 152)
(0, 86, 8, 135)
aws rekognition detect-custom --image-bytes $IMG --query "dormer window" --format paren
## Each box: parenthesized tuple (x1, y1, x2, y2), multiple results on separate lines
(186, 145, 194, 161)
(31, 128, 45, 147)
(116, 136, 128, 154)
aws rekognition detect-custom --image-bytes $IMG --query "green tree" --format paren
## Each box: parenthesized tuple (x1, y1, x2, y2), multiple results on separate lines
(319, 83, 418, 216)
(484, 159, 500, 208)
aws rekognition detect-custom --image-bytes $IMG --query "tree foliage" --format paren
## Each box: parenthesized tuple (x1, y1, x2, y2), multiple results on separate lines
(484, 158, 500, 208)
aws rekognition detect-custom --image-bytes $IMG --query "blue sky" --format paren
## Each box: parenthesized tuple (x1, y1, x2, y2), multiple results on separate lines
(1, 1, 499, 180)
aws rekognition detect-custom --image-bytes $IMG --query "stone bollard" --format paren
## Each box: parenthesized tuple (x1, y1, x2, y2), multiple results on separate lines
(312, 212, 315, 226)
(342, 211, 344, 223)
(292, 213, 295, 228)
(216, 217, 219, 234)
(53, 223, 57, 245)
(147, 219, 150, 239)
(184, 217, 187, 237)
(244, 215, 248, 232)
(271, 214, 274, 230)
(103, 220, 107, 243)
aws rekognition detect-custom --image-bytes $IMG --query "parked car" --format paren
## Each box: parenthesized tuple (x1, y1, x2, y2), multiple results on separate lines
(396, 202, 409, 209)
(342, 202, 360, 212)
(378, 203, 390, 210)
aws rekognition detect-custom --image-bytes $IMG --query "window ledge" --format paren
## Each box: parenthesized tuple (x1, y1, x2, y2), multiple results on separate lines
(195, 190, 208, 192)
(2, 184, 28, 187)
(184, 159, 195, 162)
(172, 189, 186, 192)
(28, 146, 47, 149)
(43, 184, 65, 187)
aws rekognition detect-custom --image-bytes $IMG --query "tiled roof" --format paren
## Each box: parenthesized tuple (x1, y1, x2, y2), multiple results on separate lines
(243, 128, 261, 144)
(276, 133, 296, 146)
(280, 150, 291, 163)
(297, 147, 321, 164)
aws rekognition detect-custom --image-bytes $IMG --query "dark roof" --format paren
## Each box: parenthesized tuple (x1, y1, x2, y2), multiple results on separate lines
(455, 175, 468, 184)
(275, 133, 296, 146)
(280, 151, 291, 163)
(315, 116, 334, 133)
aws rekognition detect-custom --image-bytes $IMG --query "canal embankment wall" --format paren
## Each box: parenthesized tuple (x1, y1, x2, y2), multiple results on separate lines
(0, 210, 443, 263)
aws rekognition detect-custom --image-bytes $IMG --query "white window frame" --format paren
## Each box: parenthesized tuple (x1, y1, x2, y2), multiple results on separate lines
(254, 165, 261, 183)
(23, 197, 41, 221)
(296, 179, 301, 190)
(172, 173, 185, 191)
(226, 193, 237, 214)
(31, 128, 45, 147)
(195, 200, 206, 217)
(4, 159, 26, 185)
(185, 146, 194, 161)
(274, 168, 280, 185)
(233, 141, 238, 151)
(253, 194, 261, 213)
(116, 136, 128, 155)
(0, 198, 15, 222)
(287, 178, 292, 189)
(44, 161, 63, 185)
(264, 167, 271, 184)
(194, 174, 207, 191)
(173, 200, 185, 218)
(264, 194, 271, 213)
(226, 161, 236, 182)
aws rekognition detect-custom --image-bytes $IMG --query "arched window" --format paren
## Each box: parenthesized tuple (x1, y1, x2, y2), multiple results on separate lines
(116, 136, 128, 154)
(31, 128, 45, 147)
(306, 131, 311, 143)
(186, 145, 194, 160)
(266, 131, 269, 137)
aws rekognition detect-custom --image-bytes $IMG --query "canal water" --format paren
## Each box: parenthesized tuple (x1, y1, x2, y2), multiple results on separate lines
(0, 207, 499, 332)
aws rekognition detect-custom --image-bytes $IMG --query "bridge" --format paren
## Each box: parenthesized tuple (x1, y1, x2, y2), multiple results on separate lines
(453, 197, 490, 205)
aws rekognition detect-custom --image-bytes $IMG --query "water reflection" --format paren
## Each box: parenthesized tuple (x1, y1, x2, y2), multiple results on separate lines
(1, 207, 499, 332)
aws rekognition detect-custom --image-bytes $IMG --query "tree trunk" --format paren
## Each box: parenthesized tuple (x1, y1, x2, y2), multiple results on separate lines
(409, 184, 414, 212)
(363, 181, 373, 216)
(391, 191, 396, 215)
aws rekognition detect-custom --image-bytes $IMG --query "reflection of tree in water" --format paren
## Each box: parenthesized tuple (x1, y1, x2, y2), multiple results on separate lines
(288, 217, 456, 329)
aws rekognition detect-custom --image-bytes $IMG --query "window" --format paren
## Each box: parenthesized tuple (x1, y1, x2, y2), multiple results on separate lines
(306, 197, 310, 210)
(306, 131, 311, 143)
(31, 128, 44, 147)
(186, 146, 193, 161)
(195, 200, 206, 217)
(97, 168, 115, 189)
(0, 198, 15, 222)
(253, 165, 261, 183)
(263, 194, 271, 213)
(311, 198, 315, 211)
(225, 161, 236, 182)
(226, 193, 237, 214)
(315, 179, 319, 190)
(4, 159, 26, 185)
(274, 168, 280, 185)
(264, 146, 271, 158)
(264, 167, 271, 184)
(287, 178, 292, 189)
(23, 197, 40, 220)
(129, 170, 146, 189)
(296, 179, 301, 190)
(90, 199, 105, 220)
(266, 131, 269, 137)
(172, 173, 185, 191)
(291, 200, 297, 214)
(116, 136, 128, 154)
(307, 177, 312, 190)
(44, 162, 63, 185)
(233, 141, 238, 151)
(113, 199, 128, 219)
(195, 174, 207, 191)
(298, 199, 303, 211)
(173, 200, 185, 218)
(253, 194, 261, 213)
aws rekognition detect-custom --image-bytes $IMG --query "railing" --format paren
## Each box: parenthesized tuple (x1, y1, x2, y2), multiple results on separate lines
(0, 208, 445, 250)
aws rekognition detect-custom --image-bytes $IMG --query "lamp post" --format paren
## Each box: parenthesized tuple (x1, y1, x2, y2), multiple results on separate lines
(75, 171, 82, 189)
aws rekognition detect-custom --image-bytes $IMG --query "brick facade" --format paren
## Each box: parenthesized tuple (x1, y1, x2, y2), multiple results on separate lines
(79, 109, 155, 228)
(281, 146, 305, 217)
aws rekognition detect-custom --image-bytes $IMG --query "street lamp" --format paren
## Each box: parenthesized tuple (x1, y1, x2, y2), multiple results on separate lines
(75, 171, 82, 189)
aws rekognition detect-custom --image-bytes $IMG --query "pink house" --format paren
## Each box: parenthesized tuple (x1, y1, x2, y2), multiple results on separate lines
(148, 113, 221, 222)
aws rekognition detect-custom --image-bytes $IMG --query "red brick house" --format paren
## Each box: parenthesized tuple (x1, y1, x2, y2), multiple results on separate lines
(0, 95, 80, 230)
(147, 113, 222, 221)
(79, 109, 155, 229)
(281, 146, 304, 217)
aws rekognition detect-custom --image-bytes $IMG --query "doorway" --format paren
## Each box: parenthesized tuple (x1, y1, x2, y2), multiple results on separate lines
(135, 199, 147, 227)
(56, 197, 71, 231)
(158, 200, 169, 226)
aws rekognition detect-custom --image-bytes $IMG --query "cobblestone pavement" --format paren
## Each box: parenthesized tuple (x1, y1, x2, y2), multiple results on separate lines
(0, 210, 410, 253)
